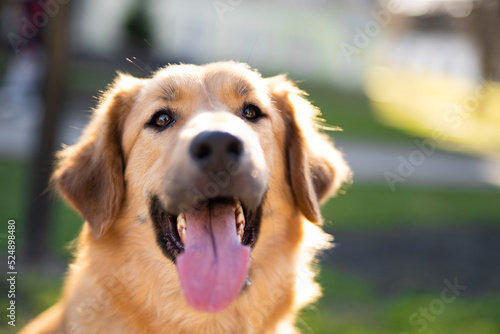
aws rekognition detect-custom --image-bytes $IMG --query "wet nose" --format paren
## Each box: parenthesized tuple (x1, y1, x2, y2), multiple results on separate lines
(189, 131, 244, 171)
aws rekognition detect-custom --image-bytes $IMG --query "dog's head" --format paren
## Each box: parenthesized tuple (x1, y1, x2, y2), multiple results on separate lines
(53, 62, 350, 313)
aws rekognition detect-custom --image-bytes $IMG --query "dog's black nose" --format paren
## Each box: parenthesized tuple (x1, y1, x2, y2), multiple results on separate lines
(190, 131, 244, 171)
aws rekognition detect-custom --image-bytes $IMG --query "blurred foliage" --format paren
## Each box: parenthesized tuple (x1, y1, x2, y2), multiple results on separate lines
(124, 4, 152, 46)
(365, 69, 500, 156)
(292, 81, 417, 144)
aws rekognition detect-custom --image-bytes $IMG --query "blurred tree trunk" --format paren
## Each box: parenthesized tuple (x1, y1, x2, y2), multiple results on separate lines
(471, 0, 500, 82)
(25, 4, 68, 263)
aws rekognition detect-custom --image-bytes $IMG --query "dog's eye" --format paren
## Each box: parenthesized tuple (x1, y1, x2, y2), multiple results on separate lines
(242, 104, 263, 121)
(155, 113, 172, 127)
(147, 110, 174, 130)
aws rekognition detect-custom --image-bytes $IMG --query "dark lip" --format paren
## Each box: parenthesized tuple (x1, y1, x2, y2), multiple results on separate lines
(149, 195, 264, 262)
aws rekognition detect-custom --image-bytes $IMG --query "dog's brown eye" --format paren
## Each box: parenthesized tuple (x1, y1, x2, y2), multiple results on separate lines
(242, 105, 262, 121)
(155, 113, 172, 127)
(147, 110, 175, 130)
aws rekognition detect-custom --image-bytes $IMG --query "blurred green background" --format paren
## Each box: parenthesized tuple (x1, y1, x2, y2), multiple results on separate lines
(1, 0, 500, 333)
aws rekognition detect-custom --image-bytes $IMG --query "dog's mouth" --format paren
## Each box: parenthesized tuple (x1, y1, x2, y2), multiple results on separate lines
(150, 197, 262, 259)
(150, 196, 263, 312)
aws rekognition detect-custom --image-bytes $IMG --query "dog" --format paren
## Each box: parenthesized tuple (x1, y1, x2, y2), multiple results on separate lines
(21, 62, 350, 334)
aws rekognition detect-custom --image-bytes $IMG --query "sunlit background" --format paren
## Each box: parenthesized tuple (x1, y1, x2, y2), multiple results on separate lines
(1, 0, 499, 333)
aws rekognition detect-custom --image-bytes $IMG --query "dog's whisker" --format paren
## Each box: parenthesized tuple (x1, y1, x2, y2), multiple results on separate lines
(126, 57, 152, 77)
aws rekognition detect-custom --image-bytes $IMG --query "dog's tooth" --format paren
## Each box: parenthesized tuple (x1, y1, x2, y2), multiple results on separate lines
(177, 213, 186, 228)
(237, 211, 245, 225)
(180, 228, 187, 243)
(235, 202, 243, 216)
(177, 213, 187, 243)
(235, 201, 245, 243)
(236, 223, 244, 243)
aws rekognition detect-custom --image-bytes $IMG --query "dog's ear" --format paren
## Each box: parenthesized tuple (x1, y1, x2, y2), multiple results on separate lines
(267, 75, 351, 224)
(52, 74, 143, 238)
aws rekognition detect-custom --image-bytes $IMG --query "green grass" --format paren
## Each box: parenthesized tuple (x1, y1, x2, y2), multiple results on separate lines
(298, 267, 500, 334)
(0, 160, 29, 223)
(50, 199, 84, 257)
(1, 273, 63, 333)
(322, 185, 500, 231)
(0, 160, 83, 259)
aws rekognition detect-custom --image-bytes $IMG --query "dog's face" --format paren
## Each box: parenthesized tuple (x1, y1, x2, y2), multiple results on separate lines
(53, 62, 350, 314)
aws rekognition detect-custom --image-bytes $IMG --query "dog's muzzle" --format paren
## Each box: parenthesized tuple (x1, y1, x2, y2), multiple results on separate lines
(152, 116, 269, 312)
(160, 125, 268, 215)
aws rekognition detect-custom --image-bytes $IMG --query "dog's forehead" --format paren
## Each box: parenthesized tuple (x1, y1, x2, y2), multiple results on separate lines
(145, 63, 265, 100)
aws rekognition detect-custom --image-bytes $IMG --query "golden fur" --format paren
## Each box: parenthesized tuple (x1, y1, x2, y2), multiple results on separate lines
(21, 62, 350, 334)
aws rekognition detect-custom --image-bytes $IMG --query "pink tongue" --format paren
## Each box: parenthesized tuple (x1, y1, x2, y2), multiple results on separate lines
(176, 202, 250, 312)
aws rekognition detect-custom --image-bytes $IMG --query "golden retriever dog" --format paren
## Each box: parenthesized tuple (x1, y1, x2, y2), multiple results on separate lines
(21, 62, 350, 334)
